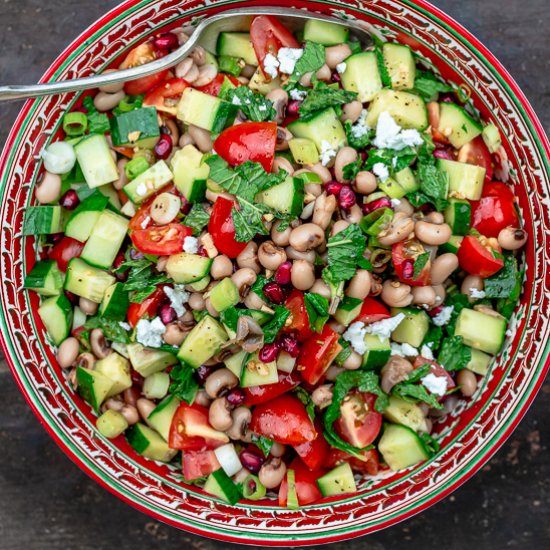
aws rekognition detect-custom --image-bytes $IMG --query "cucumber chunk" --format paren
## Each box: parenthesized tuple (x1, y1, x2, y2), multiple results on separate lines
(216, 32, 257, 65)
(240, 353, 278, 388)
(362, 334, 391, 369)
(444, 198, 471, 235)
(94, 352, 132, 397)
(438, 103, 482, 149)
(100, 282, 130, 321)
(438, 158, 486, 201)
(366, 89, 428, 130)
(209, 277, 239, 312)
(286, 469, 299, 509)
(127, 343, 178, 378)
(340, 52, 382, 102)
(143, 372, 170, 400)
(110, 107, 160, 149)
(390, 307, 430, 348)
(454, 308, 506, 355)
(334, 296, 362, 327)
(146, 395, 180, 441)
(378, 167, 418, 199)
(466, 348, 492, 376)
(383, 396, 430, 433)
(37, 293, 73, 345)
(383, 43, 416, 90)
(24, 260, 64, 296)
(378, 423, 430, 471)
(166, 253, 213, 284)
(287, 107, 347, 152)
(224, 350, 248, 378)
(23, 206, 65, 235)
(177, 316, 229, 368)
(126, 423, 177, 462)
(76, 366, 114, 412)
(171, 144, 209, 202)
(64, 191, 110, 243)
(303, 20, 349, 45)
(64, 258, 115, 303)
(177, 88, 237, 133)
(482, 123, 502, 153)
(74, 134, 119, 188)
(288, 138, 320, 165)
(97, 410, 128, 439)
(317, 462, 357, 497)
(203, 468, 242, 504)
(123, 160, 174, 204)
(256, 175, 304, 216)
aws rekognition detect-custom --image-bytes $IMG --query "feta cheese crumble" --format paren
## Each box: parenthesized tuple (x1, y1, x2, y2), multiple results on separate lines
(118, 322, 131, 331)
(320, 140, 337, 166)
(372, 162, 390, 182)
(469, 288, 486, 299)
(390, 342, 418, 357)
(350, 109, 370, 139)
(365, 313, 406, 341)
(390, 198, 401, 207)
(263, 53, 280, 79)
(183, 236, 199, 253)
(336, 62, 347, 74)
(432, 306, 454, 327)
(136, 317, 166, 348)
(136, 182, 147, 197)
(289, 88, 307, 101)
(277, 47, 304, 74)
(231, 96, 242, 106)
(420, 344, 434, 360)
(421, 373, 449, 396)
(372, 111, 424, 151)
(163, 285, 190, 317)
(343, 322, 368, 354)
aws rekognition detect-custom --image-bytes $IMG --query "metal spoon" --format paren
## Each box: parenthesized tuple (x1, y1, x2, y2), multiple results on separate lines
(0, 7, 372, 102)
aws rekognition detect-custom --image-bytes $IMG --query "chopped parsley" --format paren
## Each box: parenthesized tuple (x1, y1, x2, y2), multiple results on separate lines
(221, 86, 276, 122)
(298, 81, 357, 116)
(437, 335, 471, 371)
(183, 203, 210, 236)
(169, 363, 199, 405)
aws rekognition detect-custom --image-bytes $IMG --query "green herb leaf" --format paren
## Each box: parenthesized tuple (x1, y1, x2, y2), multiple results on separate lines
(304, 292, 330, 333)
(119, 257, 170, 304)
(287, 41, 326, 86)
(419, 432, 440, 455)
(262, 305, 290, 344)
(437, 335, 471, 371)
(375, 48, 392, 87)
(169, 363, 199, 405)
(413, 252, 430, 279)
(444, 293, 470, 335)
(342, 157, 363, 181)
(232, 198, 271, 242)
(334, 337, 352, 366)
(413, 70, 453, 102)
(223, 86, 276, 122)
(415, 160, 449, 210)
(393, 380, 443, 409)
(294, 386, 316, 422)
(219, 306, 257, 332)
(298, 81, 357, 117)
(422, 325, 443, 353)
(323, 224, 368, 284)
(251, 434, 274, 457)
(365, 146, 417, 174)
(484, 255, 518, 298)
(404, 364, 432, 383)
(83, 96, 110, 134)
(84, 316, 130, 344)
(183, 204, 210, 236)
(250, 275, 269, 302)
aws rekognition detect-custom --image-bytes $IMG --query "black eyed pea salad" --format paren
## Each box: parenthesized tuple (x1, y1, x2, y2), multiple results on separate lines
(24, 14, 527, 507)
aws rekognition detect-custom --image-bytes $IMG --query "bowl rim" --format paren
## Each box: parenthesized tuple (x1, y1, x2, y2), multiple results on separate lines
(1, 0, 549, 545)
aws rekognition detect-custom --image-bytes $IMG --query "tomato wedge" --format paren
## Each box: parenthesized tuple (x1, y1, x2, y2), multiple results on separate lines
(293, 419, 330, 471)
(284, 290, 313, 342)
(335, 393, 382, 448)
(120, 43, 168, 95)
(324, 448, 380, 476)
(278, 458, 324, 507)
(143, 77, 189, 115)
(243, 371, 301, 406)
(182, 449, 221, 481)
(48, 236, 85, 272)
(392, 239, 431, 287)
(471, 182, 519, 238)
(208, 196, 248, 258)
(250, 394, 317, 445)
(250, 15, 300, 79)
(457, 136, 493, 182)
(130, 223, 191, 255)
(457, 235, 504, 278)
(353, 297, 391, 325)
(127, 286, 166, 328)
(213, 122, 277, 172)
(196, 73, 240, 96)
(297, 325, 342, 385)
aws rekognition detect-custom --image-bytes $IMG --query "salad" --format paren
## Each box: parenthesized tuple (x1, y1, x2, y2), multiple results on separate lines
(24, 15, 528, 507)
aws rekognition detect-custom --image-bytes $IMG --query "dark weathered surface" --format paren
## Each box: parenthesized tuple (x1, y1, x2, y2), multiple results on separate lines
(0, 1, 548, 548)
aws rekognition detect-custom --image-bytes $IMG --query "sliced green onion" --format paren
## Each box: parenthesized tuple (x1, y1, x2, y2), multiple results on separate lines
(125, 157, 150, 180)
(241, 474, 266, 501)
(116, 94, 144, 113)
(218, 55, 243, 77)
(63, 112, 88, 137)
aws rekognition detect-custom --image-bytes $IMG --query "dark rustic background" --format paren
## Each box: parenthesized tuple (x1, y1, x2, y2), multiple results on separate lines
(0, 1, 548, 548)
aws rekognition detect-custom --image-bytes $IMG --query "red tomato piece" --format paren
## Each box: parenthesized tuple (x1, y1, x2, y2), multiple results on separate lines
(196, 73, 240, 96)
(48, 236, 85, 272)
(284, 290, 313, 342)
(120, 42, 168, 96)
(250, 394, 317, 445)
(208, 196, 248, 258)
(457, 235, 504, 278)
(127, 286, 165, 328)
(324, 448, 380, 476)
(130, 223, 191, 256)
(124, 71, 169, 95)
(353, 297, 391, 325)
(279, 458, 324, 507)
(297, 325, 342, 385)
(143, 77, 189, 115)
(335, 392, 382, 449)
(182, 449, 221, 481)
(243, 371, 301, 406)
(457, 136, 493, 182)
(293, 419, 330, 471)
(392, 239, 431, 287)
(250, 15, 300, 79)
(470, 182, 519, 238)
(213, 122, 277, 172)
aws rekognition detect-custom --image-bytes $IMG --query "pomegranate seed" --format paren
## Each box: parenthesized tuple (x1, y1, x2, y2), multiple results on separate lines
(263, 281, 285, 304)
(226, 388, 245, 406)
(240, 450, 264, 474)
(196, 364, 214, 384)
(153, 32, 179, 51)
(338, 185, 357, 209)
(401, 258, 415, 279)
(113, 253, 125, 270)
(179, 194, 191, 215)
(154, 133, 173, 160)
(73, 105, 88, 114)
(287, 100, 301, 116)
(50, 232, 63, 244)
(130, 248, 144, 261)
(259, 342, 280, 363)
(433, 148, 454, 161)
(60, 190, 80, 210)
(325, 181, 343, 196)
(158, 303, 177, 324)
(63, 290, 78, 304)
(280, 334, 299, 358)
(131, 370, 145, 387)
(331, 72, 341, 83)
(274, 261, 292, 285)
(428, 304, 445, 318)
(362, 196, 392, 214)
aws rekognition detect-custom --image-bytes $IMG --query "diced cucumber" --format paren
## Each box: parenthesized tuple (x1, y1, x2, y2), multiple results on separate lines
(366, 89, 428, 130)
(99, 282, 130, 321)
(362, 334, 391, 369)
(248, 67, 281, 94)
(146, 395, 180, 441)
(203, 468, 242, 505)
(378, 423, 430, 471)
(23, 206, 65, 235)
(76, 366, 114, 412)
(390, 307, 430, 348)
(439, 235, 463, 254)
(64, 191, 110, 242)
(177, 88, 237, 133)
(143, 372, 170, 400)
(362, 207, 394, 237)
(482, 123, 502, 153)
(224, 350, 248, 378)
(94, 352, 132, 397)
(204, 50, 219, 69)
(74, 134, 119, 188)
(126, 423, 177, 462)
(97, 409, 128, 439)
(383, 396, 430, 433)
(437, 158, 486, 200)
(123, 160, 174, 204)
(340, 52, 382, 102)
(383, 43, 415, 90)
(72, 306, 87, 331)
(177, 316, 228, 368)
(209, 277, 239, 312)
(120, 200, 136, 218)
(216, 32, 257, 65)
(303, 20, 349, 45)
(438, 103, 482, 149)
(127, 343, 178, 377)
(240, 353, 278, 388)
(276, 350, 296, 373)
(288, 138, 320, 165)
(189, 275, 211, 292)
(287, 107, 347, 152)
(110, 107, 160, 149)
(466, 347, 492, 376)
(334, 296, 362, 326)
(444, 198, 471, 235)
(454, 308, 506, 355)
(378, 167, 418, 199)
(166, 253, 213, 284)
(97, 183, 122, 210)
(64, 258, 115, 303)
(317, 462, 357, 497)
(256, 175, 304, 217)
(286, 469, 299, 510)
(218, 55, 243, 77)
(24, 260, 64, 296)
(171, 144, 209, 202)
(37, 293, 73, 345)
(80, 210, 129, 269)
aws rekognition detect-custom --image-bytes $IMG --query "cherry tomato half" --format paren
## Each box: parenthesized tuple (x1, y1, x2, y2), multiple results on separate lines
(196, 73, 240, 96)
(353, 297, 391, 325)
(143, 77, 190, 115)
(335, 392, 382, 448)
(457, 235, 504, 278)
(284, 290, 313, 342)
(392, 239, 431, 287)
(208, 196, 248, 258)
(297, 325, 342, 385)
(48, 236, 85, 272)
(120, 43, 168, 95)
(127, 286, 166, 328)
(457, 136, 493, 182)
(278, 458, 324, 507)
(471, 182, 519, 238)
(130, 223, 191, 256)
(213, 121, 277, 172)
(243, 371, 301, 406)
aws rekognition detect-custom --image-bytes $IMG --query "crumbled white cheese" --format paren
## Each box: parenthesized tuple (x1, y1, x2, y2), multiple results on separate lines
(320, 140, 337, 166)
(390, 342, 418, 357)
(183, 236, 199, 254)
(135, 317, 166, 348)
(163, 285, 189, 317)
(263, 53, 280, 79)
(343, 322, 368, 354)
(365, 313, 406, 341)
(118, 322, 131, 331)
(372, 162, 390, 182)
(350, 109, 370, 139)
(469, 288, 486, 299)
(336, 62, 347, 74)
(432, 306, 454, 327)
(231, 96, 242, 106)
(289, 88, 307, 101)
(277, 47, 304, 74)
(420, 344, 434, 360)
(391, 198, 401, 207)
(135, 182, 147, 197)
(140, 215, 151, 230)
(422, 373, 449, 396)
(258, 104, 267, 111)
(372, 111, 424, 151)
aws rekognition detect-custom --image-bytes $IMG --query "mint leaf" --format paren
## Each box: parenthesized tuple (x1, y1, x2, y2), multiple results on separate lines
(298, 81, 357, 116)
(251, 435, 274, 457)
(323, 224, 368, 283)
(84, 316, 130, 344)
(169, 363, 198, 405)
(415, 160, 449, 210)
(262, 305, 290, 343)
(224, 86, 276, 122)
(232, 198, 271, 242)
(304, 292, 330, 333)
(422, 326, 443, 353)
(183, 204, 210, 236)
(83, 96, 110, 134)
(219, 306, 257, 332)
(121, 257, 170, 303)
(484, 255, 518, 298)
(438, 335, 471, 371)
(342, 157, 363, 181)
(413, 252, 430, 279)
(413, 70, 453, 102)
(365, 146, 417, 174)
(250, 275, 269, 302)
(344, 119, 372, 150)
(334, 337, 352, 366)
(393, 381, 443, 409)
(287, 41, 325, 86)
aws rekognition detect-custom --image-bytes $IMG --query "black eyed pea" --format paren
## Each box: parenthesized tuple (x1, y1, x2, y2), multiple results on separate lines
(300, 202, 315, 220)
(90, 329, 111, 359)
(258, 241, 287, 271)
(342, 351, 362, 370)
(411, 286, 437, 307)
(285, 246, 316, 263)
(334, 147, 358, 183)
(175, 58, 195, 79)
(35, 171, 62, 204)
(150, 192, 181, 225)
(57, 337, 80, 369)
(312, 193, 337, 230)
(266, 88, 289, 125)
(456, 369, 477, 397)
(210, 254, 234, 280)
(304, 182, 323, 198)
(291, 259, 316, 291)
(393, 198, 415, 216)
(231, 267, 257, 299)
(205, 368, 239, 399)
(136, 398, 156, 421)
(325, 43, 352, 69)
(208, 397, 233, 431)
(311, 384, 334, 409)
(179, 132, 194, 148)
(236, 242, 261, 274)
(461, 274, 484, 301)
(414, 220, 452, 246)
(188, 124, 212, 153)
(381, 356, 414, 394)
(299, 71, 313, 87)
(271, 219, 293, 247)
(381, 280, 413, 308)
(325, 365, 345, 381)
(289, 223, 325, 252)
(315, 64, 332, 81)
(310, 279, 331, 299)
(341, 100, 363, 123)
(98, 68, 125, 94)
(497, 227, 528, 250)
(241, 64, 257, 78)
(353, 171, 377, 195)
(163, 323, 188, 346)
(331, 219, 350, 236)
(226, 406, 251, 440)
(193, 64, 218, 87)
(275, 127, 293, 151)
(120, 404, 139, 426)
(306, 163, 332, 183)
(343, 204, 363, 224)
(269, 442, 286, 458)
(346, 269, 372, 300)
(430, 253, 459, 285)
(424, 211, 445, 224)
(93, 90, 126, 112)
(75, 352, 95, 370)
(162, 118, 180, 146)
(258, 458, 287, 489)
(113, 159, 129, 190)
(272, 156, 294, 175)
(194, 390, 212, 408)
(244, 291, 267, 310)
(378, 212, 415, 246)
(327, 320, 346, 334)
(205, 297, 219, 318)
(191, 46, 206, 66)
(79, 297, 98, 315)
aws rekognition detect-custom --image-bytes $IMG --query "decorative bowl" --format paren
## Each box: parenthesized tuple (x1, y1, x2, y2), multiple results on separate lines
(1, 0, 548, 545)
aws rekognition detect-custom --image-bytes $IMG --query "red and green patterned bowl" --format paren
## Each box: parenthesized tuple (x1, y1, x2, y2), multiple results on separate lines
(1, 0, 548, 545)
